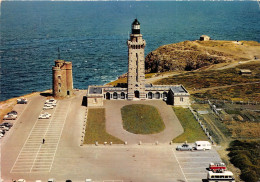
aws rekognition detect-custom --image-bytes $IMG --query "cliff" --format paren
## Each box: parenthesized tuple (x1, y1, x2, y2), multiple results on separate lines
(145, 40, 260, 73)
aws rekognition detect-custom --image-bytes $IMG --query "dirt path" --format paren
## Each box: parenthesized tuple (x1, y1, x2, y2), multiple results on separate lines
(203, 114, 228, 144)
(145, 72, 179, 84)
(105, 100, 184, 144)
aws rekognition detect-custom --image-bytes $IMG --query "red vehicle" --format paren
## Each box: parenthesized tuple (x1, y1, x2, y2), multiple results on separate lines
(209, 162, 226, 172)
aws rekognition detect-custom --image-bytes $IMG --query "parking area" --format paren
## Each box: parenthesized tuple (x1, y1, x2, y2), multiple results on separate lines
(10, 100, 71, 173)
(1, 91, 223, 182)
(173, 147, 222, 182)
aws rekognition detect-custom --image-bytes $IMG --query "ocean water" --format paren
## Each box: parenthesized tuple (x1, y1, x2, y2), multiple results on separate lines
(0, 1, 259, 101)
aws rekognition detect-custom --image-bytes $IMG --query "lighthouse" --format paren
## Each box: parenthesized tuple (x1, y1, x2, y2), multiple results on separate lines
(127, 19, 146, 100)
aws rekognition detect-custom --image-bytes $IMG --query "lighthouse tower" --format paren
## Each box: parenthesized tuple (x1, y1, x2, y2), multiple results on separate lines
(127, 19, 146, 100)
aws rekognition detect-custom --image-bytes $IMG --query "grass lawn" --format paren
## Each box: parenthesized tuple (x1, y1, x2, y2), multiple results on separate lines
(172, 107, 208, 143)
(84, 108, 124, 144)
(121, 104, 165, 134)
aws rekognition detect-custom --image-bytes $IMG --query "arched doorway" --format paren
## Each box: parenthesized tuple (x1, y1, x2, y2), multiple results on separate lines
(121, 92, 125, 99)
(163, 92, 168, 98)
(148, 92, 153, 99)
(106, 92, 110, 100)
(155, 92, 160, 99)
(134, 91, 139, 98)
(113, 92, 118, 99)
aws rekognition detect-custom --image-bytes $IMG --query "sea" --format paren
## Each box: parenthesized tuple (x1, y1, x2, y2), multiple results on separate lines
(0, 1, 260, 101)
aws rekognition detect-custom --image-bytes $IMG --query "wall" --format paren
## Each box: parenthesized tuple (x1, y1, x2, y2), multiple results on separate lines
(87, 97, 103, 107)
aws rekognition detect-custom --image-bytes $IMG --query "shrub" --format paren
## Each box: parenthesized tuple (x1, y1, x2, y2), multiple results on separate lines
(228, 140, 260, 182)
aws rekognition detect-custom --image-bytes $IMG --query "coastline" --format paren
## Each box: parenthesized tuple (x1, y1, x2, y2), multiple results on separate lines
(0, 89, 52, 122)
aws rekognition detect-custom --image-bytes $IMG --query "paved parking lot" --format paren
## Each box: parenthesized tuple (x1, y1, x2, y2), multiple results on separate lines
(173, 147, 222, 182)
(10, 100, 71, 173)
(1, 91, 222, 182)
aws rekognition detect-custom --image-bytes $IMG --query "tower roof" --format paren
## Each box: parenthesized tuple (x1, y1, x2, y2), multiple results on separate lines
(132, 19, 140, 26)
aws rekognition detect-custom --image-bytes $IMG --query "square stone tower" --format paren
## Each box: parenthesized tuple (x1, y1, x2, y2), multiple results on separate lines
(127, 19, 146, 100)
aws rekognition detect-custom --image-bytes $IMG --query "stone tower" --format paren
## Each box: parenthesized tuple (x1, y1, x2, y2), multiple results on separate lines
(52, 60, 73, 98)
(127, 19, 146, 100)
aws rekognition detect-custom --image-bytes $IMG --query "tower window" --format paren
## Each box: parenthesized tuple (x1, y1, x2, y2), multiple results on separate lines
(58, 83, 61, 87)
(58, 76, 61, 80)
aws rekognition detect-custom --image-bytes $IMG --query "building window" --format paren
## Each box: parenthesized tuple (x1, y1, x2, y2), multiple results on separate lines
(180, 97, 184, 102)
(59, 89, 60, 93)
(58, 76, 61, 80)
(58, 83, 61, 87)
(94, 98, 97, 103)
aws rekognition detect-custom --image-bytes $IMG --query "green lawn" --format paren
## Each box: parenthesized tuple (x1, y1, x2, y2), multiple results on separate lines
(84, 108, 124, 144)
(121, 104, 165, 134)
(172, 107, 208, 143)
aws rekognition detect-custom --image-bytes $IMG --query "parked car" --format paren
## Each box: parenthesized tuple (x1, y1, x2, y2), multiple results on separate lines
(46, 98, 57, 104)
(47, 178, 55, 182)
(2, 122, 13, 127)
(0, 126, 9, 131)
(43, 105, 54, 110)
(45, 99, 57, 106)
(17, 179, 26, 182)
(3, 114, 17, 120)
(17, 98, 28, 104)
(0, 130, 5, 135)
(209, 162, 227, 172)
(176, 143, 193, 151)
(7, 110, 18, 116)
(38, 113, 51, 119)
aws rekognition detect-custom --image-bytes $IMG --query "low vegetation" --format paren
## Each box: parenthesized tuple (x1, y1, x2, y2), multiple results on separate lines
(106, 77, 127, 87)
(194, 83, 260, 102)
(155, 62, 260, 92)
(172, 107, 208, 143)
(228, 140, 260, 182)
(121, 104, 165, 134)
(84, 108, 123, 144)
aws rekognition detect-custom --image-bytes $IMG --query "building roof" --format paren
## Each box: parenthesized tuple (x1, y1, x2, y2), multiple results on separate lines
(89, 86, 102, 94)
(200, 35, 210, 38)
(132, 19, 140, 26)
(145, 84, 188, 94)
(170, 85, 188, 93)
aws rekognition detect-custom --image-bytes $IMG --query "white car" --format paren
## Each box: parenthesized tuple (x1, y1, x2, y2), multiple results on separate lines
(3, 114, 17, 120)
(43, 105, 54, 110)
(45, 99, 57, 106)
(38, 113, 51, 119)
(17, 179, 26, 182)
(0, 126, 9, 131)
